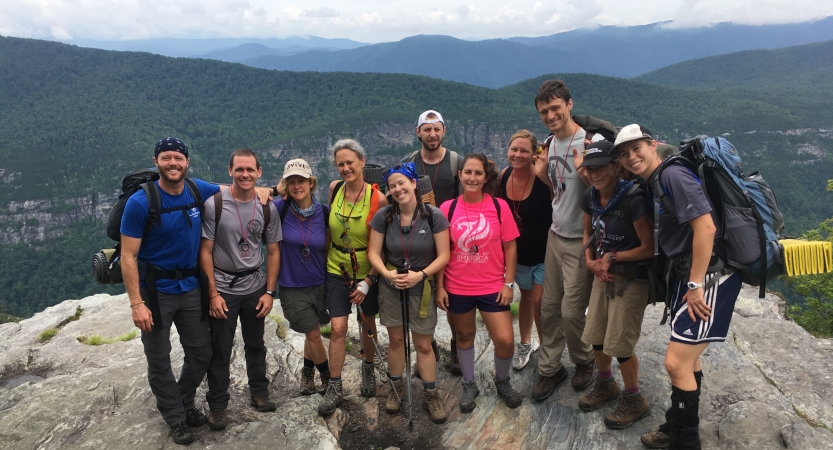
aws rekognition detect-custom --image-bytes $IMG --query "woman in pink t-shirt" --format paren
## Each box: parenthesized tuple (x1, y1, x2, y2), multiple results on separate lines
(436, 153, 521, 413)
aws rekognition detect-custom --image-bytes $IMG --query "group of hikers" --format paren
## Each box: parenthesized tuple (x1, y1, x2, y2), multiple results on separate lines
(122, 79, 743, 450)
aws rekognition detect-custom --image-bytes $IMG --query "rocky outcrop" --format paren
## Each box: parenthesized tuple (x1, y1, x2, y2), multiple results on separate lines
(2, 285, 832, 449)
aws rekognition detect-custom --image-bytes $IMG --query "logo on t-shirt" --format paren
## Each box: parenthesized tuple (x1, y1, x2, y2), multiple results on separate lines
(189, 207, 200, 220)
(456, 213, 490, 254)
(248, 219, 263, 234)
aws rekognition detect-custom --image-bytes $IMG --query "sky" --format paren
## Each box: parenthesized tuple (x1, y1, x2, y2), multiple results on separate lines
(2, 0, 833, 43)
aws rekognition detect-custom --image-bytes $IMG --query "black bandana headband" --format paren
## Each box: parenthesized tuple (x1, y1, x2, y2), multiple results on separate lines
(154, 137, 189, 158)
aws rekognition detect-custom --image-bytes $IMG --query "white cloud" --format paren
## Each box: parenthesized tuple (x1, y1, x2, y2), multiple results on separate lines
(0, 0, 831, 42)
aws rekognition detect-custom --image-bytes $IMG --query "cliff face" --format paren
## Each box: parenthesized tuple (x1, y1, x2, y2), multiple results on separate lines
(1, 286, 831, 449)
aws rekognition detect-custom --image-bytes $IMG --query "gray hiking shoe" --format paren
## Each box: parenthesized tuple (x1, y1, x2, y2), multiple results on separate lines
(512, 340, 540, 370)
(318, 379, 344, 416)
(459, 380, 480, 413)
(579, 377, 621, 412)
(494, 377, 522, 409)
(301, 366, 317, 396)
(360, 362, 376, 397)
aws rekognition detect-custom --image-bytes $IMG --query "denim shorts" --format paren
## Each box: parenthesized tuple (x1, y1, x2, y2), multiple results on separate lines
(515, 263, 545, 291)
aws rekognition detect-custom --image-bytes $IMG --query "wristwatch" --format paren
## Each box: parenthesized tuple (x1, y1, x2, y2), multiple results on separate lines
(265, 289, 277, 298)
(686, 281, 704, 290)
(367, 274, 378, 285)
(505, 282, 515, 290)
(421, 271, 428, 281)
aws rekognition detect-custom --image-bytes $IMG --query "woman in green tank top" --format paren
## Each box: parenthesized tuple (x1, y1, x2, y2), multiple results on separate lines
(317, 138, 388, 417)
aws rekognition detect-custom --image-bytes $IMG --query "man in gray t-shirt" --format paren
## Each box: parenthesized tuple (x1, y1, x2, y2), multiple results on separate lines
(198, 148, 282, 430)
(530, 80, 596, 401)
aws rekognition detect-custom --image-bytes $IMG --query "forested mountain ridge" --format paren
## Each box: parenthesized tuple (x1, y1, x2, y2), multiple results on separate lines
(636, 39, 833, 90)
(0, 35, 830, 318)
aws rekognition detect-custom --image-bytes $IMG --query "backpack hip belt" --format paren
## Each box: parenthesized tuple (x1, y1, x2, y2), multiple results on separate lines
(213, 266, 261, 289)
(331, 242, 367, 253)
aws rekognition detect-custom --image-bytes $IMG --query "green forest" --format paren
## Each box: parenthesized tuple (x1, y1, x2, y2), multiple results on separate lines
(0, 35, 832, 320)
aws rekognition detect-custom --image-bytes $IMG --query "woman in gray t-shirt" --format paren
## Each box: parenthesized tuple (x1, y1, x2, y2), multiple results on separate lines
(367, 162, 450, 424)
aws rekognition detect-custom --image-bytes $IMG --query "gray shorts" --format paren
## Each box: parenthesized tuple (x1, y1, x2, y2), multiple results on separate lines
(378, 279, 437, 336)
(279, 284, 330, 334)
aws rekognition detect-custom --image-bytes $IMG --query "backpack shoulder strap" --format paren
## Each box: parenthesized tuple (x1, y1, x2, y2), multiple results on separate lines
(212, 190, 223, 238)
(330, 180, 345, 205)
(492, 196, 502, 224)
(322, 204, 330, 229)
(279, 198, 291, 222)
(401, 150, 420, 164)
(447, 197, 459, 222)
(141, 181, 161, 236)
(184, 178, 203, 209)
(449, 150, 462, 192)
(262, 199, 272, 241)
(424, 203, 435, 230)
(365, 184, 382, 229)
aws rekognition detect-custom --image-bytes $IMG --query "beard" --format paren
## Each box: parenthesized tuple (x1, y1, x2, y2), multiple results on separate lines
(158, 165, 187, 183)
(422, 136, 444, 152)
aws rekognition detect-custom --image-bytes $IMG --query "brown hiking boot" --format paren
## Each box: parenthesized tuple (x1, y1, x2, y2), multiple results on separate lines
(531, 366, 568, 401)
(571, 360, 596, 391)
(385, 379, 405, 414)
(250, 395, 277, 412)
(579, 377, 621, 411)
(300, 367, 316, 396)
(318, 370, 330, 395)
(641, 430, 670, 449)
(207, 408, 228, 431)
(422, 388, 447, 423)
(605, 391, 651, 429)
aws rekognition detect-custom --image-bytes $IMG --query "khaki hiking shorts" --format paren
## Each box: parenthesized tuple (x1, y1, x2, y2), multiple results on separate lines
(582, 273, 648, 358)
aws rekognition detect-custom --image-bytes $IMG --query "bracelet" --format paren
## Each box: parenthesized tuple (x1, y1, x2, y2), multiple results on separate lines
(130, 302, 144, 309)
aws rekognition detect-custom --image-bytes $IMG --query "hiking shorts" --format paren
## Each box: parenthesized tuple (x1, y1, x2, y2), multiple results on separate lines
(378, 279, 437, 336)
(279, 284, 330, 334)
(325, 273, 380, 318)
(516, 263, 545, 291)
(669, 270, 742, 344)
(446, 291, 510, 314)
(582, 274, 649, 358)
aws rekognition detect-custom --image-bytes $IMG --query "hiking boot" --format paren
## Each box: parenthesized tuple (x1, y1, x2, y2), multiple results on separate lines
(449, 339, 462, 376)
(512, 340, 540, 370)
(207, 408, 228, 431)
(578, 377, 621, 412)
(641, 430, 670, 449)
(385, 379, 405, 414)
(301, 367, 317, 396)
(572, 360, 596, 391)
(494, 377, 523, 409)
(360, 362, 377, 397)
(459, 380, 480, 413)
(531, 366, 568, 401)
(605, 391, 651, 429)
(185, 407, 207, 427)
(318, 379, 344, 416)
(422, 387, 447, 423)
(318, 370, 330, 395)
(170, 421, 193, 445)
(250, 395, 277, 412)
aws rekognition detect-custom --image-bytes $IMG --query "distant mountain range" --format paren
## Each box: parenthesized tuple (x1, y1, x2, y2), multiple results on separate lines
(636, 39, 833, 91)
(242, 17, 833, 87)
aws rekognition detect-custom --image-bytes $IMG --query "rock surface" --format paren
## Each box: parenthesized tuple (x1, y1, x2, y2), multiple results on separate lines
(0, 285, 832, 449)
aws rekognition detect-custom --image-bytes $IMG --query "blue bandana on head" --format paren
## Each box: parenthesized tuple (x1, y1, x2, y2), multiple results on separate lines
(154, 137, 189, 158)
(383, 162, 418, 186)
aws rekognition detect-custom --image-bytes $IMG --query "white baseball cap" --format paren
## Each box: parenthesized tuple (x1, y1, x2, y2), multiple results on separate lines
(417, 110, 444, 128)
(282, 159, 313, 179)
(612, 124, 654, 154)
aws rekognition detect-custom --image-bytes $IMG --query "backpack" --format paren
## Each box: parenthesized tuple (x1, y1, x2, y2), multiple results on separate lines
(401, 149, 464, 194)
(650, 136, 786, 298)
(93, 169, 204, 285)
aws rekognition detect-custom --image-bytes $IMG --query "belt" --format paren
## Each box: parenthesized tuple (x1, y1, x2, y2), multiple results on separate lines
(332, 242, 367, 253)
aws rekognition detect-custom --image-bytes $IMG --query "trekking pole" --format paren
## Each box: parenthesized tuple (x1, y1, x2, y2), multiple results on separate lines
(397, 266, 413, 431)
(356, 304, 403, 404)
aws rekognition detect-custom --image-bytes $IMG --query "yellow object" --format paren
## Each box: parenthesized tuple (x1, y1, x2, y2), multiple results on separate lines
(780, 239, 833, 276)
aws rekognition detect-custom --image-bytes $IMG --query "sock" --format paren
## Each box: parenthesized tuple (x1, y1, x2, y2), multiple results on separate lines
(423, 381, 436, 390)
(598, 369, 613, 379)
(330, 376, 342, 383)
(364, 360, 374, 366)
(494, 354, 512, 380)
(391, 375, 403, 381)
(315, 360, 330, 374)
(625, 385, 640, 394)
(303, 358, 314, 369)
(457, 346, 475, 381)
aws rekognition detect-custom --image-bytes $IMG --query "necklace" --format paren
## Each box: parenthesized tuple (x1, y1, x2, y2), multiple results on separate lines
(231, 186, 257, 255)
(398, 210, 418, 270)
(296, 207, 314, 260)
(461, 194, 484, 254)
(507, 167, 532, 233)
(554, 124, 580, 194)
(336, 183, 366, 246)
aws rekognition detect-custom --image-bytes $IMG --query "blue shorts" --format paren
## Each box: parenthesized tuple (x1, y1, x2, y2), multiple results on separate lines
(669, 270, 742, 344)
(515, 263, 545, 291)
(447, 291, 510, 314)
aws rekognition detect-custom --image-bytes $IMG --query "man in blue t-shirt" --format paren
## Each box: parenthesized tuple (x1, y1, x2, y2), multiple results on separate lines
(120, 137, 221, 445)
